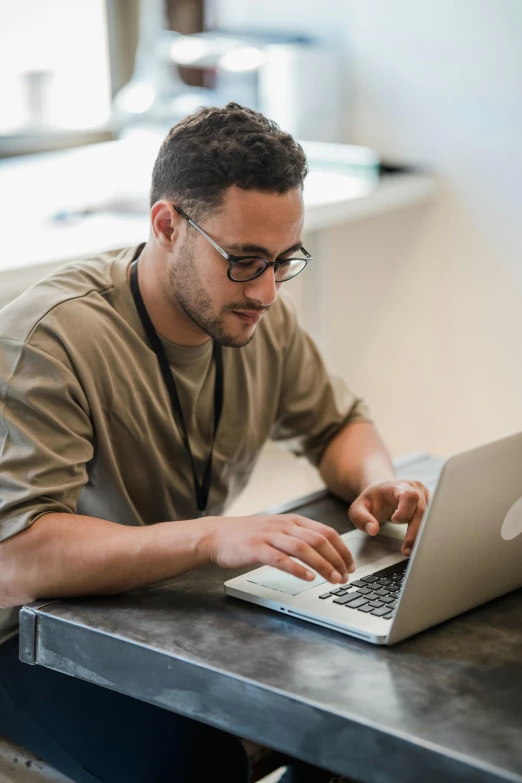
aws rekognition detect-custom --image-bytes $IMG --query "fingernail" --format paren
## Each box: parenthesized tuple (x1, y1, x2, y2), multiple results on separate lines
(349, 563, 356, 574)
(331, 570, 342, 582)
(306, 571, 316, 580)
(365, 523, 374, 534)
(403, 546, 412, 556)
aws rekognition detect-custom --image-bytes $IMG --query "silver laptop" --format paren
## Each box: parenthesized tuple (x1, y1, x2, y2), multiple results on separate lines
(225, 433, 522, 645)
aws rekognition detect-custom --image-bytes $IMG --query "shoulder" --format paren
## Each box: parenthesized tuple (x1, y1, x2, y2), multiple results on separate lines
(0, 247, 134, 361)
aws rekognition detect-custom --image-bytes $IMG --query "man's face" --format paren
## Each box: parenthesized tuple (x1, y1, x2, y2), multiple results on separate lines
(168, 186, 305, 348)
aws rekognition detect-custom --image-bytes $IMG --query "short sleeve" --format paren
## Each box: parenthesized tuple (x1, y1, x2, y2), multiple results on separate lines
(270, 301, 371, 466)
(0, 338, 93, 542)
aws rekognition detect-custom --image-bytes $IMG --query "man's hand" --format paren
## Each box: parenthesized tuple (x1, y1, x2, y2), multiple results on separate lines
(201, 514, 356, 584)
(348, 480, 430, 557)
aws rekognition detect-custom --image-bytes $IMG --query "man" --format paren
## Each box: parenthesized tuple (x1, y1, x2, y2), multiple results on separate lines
(0, 104, 428, 783)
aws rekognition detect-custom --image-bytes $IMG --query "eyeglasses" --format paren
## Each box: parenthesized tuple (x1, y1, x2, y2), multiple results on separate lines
(173, 205, 312, 283)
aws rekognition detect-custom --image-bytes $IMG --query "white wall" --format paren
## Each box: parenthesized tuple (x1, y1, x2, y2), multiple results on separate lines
(212, 0, 522, 457)
(344, 1, 522, 455)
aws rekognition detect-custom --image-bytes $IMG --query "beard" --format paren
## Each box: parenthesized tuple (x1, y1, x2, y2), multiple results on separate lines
(168, 236, 268, 348)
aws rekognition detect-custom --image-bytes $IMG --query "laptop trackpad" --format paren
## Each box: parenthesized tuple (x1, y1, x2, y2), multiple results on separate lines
(246, 531, 402, 596)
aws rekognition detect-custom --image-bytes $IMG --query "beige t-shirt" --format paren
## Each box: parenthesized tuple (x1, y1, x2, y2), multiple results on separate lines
(0, 246, 370, 643)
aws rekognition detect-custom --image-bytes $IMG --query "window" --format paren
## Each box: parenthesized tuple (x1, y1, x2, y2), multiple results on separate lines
(0, 0, 111, 146)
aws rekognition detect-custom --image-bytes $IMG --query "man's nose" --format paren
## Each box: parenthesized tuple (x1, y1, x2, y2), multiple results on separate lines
(243, 267, 279, 307)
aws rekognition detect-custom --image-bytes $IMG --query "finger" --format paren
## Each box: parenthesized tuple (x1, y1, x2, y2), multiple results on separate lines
(348, 503, 380, 536)
(409, 479, 430, 497)
(258, 544, 317, 581)
(388, 481, 430, 508)
(290, 516, 356, 573)
(268, 532, 348, 584)
(402, 496, 428, 555)
(390, 488, 420, 525)
(290, 525, 355, 577)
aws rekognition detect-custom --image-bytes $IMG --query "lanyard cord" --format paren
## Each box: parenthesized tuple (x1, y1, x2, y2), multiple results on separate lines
(129, 258, 223, 514)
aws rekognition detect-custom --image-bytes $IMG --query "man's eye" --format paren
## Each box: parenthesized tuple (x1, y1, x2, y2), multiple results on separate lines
(237, 258, 265, 267)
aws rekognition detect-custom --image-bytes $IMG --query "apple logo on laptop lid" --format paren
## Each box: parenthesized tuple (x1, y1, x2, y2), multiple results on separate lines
(501, 497, 522, 541)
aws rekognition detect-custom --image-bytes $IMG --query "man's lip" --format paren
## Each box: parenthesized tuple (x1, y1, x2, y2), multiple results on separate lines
(232, 310, 264, 324)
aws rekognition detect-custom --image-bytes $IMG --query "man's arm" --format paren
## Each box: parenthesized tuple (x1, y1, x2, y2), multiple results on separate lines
(269, 301, 428, 555)
(318, 420, 395, 502)
(0, 510, 357, 610)
(0, 512, 207, 608)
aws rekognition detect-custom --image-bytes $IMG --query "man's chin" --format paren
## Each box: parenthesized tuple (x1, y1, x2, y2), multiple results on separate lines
(215, 321, 258, 348)
(206, 311, 259, 348)
(217, 330, 257, 349)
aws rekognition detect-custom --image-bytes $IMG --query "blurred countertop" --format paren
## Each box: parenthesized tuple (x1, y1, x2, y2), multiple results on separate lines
(0, 136, 436, 275)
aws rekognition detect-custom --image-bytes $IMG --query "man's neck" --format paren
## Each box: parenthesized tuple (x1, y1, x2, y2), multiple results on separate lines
(130, 243, 210, 347)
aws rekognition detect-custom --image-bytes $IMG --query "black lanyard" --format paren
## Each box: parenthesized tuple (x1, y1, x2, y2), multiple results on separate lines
(129, 258, 223, 515)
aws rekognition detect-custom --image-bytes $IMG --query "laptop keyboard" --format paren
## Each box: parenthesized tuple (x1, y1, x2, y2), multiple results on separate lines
(317, 560, 408, 620)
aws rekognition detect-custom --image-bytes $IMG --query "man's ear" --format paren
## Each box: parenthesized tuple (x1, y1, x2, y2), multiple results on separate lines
(150, 201, 184, 252)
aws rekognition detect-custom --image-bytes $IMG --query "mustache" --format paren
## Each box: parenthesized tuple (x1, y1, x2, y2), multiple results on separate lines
(223, 303, 270, 314)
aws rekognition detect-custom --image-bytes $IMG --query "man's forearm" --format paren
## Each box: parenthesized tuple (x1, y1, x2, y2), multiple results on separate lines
(318, 420, 395, 503)
(0, 512, 211, 608)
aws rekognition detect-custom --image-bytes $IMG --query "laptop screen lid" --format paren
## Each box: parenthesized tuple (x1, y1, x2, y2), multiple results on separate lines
(388, 432, 522, 645)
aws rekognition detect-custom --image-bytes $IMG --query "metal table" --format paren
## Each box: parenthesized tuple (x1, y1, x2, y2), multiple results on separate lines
(20, 484, 522, 783)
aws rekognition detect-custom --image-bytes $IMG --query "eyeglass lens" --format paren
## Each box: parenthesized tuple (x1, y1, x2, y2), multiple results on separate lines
(230, 258, 308, 282)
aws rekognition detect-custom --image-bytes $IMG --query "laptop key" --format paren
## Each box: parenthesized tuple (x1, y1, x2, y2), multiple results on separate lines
(344, 597, 370, 609)
(355, 586, 373, 595)
(365, 562, 406, 579)
(377, 579, 392, 586)
(351, 580, 368, 588)
(382, 612, 395, 620)
(369, 600, 384, 609)
(371, 606, 393, 617)
(329, 587, 348, 595)
(380, 596, 395, 604)
(333, 593, 359, 605)
(319, 593, 332, 599)
(363, 592, 379, 601)
(360, 575, 380, 584)
(357, 605, 375, 613)
(375, 588, 390, 597)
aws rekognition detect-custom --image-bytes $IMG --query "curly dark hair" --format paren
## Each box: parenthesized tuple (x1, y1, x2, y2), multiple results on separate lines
(150, 103, 308, 217)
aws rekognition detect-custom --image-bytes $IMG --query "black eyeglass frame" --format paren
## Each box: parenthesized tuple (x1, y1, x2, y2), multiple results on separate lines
(173, 205, 312, 283)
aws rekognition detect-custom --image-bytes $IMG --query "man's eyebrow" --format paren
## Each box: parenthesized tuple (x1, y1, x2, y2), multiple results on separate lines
(226, 241, 303, 257)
